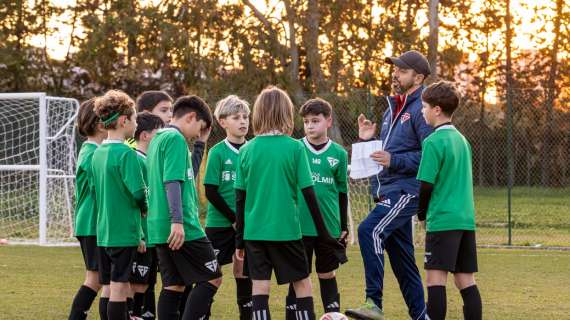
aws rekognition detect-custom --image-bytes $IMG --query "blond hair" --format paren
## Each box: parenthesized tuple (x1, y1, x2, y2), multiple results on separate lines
(214, 95, 250, 121)
(252, 86, 294, 135)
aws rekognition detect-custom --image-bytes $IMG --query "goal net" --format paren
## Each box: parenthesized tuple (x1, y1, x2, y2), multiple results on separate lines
(0, 93, 79, 245)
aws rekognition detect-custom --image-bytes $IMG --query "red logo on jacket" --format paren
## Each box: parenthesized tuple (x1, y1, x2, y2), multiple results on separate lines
(400, 112, 411, 124)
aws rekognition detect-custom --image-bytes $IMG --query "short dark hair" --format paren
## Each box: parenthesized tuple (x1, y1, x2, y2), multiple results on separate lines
(76, 98, 99, 137)
(421, 81, 460, 116)
(136, 90, 173, 112)
(134, 112, 164, 141)
(299, 98, 332, 118)
(172, 95, 213, 128)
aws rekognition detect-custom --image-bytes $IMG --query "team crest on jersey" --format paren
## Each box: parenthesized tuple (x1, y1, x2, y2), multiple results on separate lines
(204, 259, 219, 272)
(137, 265, 149, 277)
(400, 112, 411, 124)
(327, 157, 339, 168)
(312, 158, 321, 165)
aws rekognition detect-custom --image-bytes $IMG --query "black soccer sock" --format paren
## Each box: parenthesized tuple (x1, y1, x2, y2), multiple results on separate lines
(178, 285, 192, 317)
(461, 285, 482, 320)
(427, 286, 447, 320)
(319, 277, 340, 313)
(295, 296, 316, 320)
(142, 285, 156, 319)
(182, 282, 218, 320)
(107, 301, 127, 320)
(99, 297, 109, 320)
(236, 278, 252, 320)
(158, 289, 183, 320)
(285, 284, 297, 320)
(126, 297, 134, 316)
(133, 292, 145, 317)
(68, 285, 98, 320)
(252, 295, 271, 320)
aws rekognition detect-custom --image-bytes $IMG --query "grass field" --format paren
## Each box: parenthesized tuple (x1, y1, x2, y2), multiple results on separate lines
(1, 245, 569, 319)
(349, 187, 570, 247)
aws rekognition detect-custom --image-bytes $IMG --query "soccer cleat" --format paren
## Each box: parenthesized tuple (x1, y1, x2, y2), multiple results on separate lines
(345, 298, 385, 320)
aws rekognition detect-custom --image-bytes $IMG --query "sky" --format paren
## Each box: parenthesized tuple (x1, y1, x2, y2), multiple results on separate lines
(29, 0, 557, 61)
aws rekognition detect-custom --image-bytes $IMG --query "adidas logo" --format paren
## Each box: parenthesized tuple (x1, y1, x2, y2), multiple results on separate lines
(204, 259, 218, 272)
(286, 304, 297, 310)
(378, 198, 392, 207)
(214, 249, 220, 256)
(327, 157, 339, 168)
(225, 159, 233, 165)
(326, 302, 340, 309)
(243, 301, 253, 308)
(137, 265, 149, 277)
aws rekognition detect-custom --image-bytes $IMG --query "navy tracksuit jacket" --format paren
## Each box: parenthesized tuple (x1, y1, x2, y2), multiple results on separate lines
(358, 85, 433, 320)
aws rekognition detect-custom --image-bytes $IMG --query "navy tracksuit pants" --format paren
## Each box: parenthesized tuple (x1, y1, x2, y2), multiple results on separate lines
(357, 190, 426, 320)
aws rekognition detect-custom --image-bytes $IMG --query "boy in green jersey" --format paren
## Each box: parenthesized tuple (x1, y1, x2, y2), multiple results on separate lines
(129, 112, 164, 319)
(91, 90, 148, 320)
(285, 98, 349, 319)
(417, 81, 482, 320)
(68, 98, 107, 320)
(203, 95, 252, 319)
(234, 86, 346, 320)
(146, 95, 222, 320)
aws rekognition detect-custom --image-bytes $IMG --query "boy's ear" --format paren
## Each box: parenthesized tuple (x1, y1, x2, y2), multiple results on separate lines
(185, 111, 197, 124)
(218, 118, 226, 128)
(326, 116, 333, 128)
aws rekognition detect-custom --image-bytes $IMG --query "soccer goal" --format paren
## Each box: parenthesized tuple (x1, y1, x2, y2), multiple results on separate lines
(0, 93, 79, 245)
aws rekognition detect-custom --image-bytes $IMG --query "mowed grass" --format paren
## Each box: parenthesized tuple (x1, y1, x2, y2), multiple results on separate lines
(1, 245, 569, 319)
(349, 187, 570, 247)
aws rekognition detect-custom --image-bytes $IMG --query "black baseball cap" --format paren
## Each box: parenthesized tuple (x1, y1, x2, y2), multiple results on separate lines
(385, 50, 431, 77)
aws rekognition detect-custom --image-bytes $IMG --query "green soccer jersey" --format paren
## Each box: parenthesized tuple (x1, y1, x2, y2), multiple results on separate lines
(234, 135, 314, 241)
(146, 127, 205, 245)
(91, 140, 146, 247)
(203, 139, 243, 227)
(417, 125, 476, 232)
(135, 149, 154, 248)
(297, 138, 348, 238)
(74, 141, 98, 237)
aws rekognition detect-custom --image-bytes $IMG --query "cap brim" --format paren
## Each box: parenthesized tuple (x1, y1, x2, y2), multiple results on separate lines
(385, 57, 413, 70)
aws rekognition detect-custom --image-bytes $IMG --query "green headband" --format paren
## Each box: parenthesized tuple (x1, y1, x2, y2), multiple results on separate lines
(101, 112, 121, 127)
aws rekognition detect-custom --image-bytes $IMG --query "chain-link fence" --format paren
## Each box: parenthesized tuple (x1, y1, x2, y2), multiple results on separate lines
(195, 89, 569, 248)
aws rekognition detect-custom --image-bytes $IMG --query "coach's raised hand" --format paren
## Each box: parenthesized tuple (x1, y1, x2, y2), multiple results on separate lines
(358, 113, 377, 140)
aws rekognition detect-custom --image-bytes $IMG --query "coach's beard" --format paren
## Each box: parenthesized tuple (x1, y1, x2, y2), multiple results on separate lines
(392, 78, 413, 95)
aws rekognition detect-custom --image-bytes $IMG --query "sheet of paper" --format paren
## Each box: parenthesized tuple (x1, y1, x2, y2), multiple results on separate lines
(350, 140, 384, 179)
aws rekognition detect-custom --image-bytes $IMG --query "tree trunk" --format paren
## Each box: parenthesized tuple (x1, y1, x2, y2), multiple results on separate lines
(283, 0, 303, 102)
(427, 0, 439, 82)
(541, 0, 562, 186)
(304, 0, 326, 93)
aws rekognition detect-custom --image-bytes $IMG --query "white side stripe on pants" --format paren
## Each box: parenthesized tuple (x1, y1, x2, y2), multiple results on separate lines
(372, 194, 414, 255)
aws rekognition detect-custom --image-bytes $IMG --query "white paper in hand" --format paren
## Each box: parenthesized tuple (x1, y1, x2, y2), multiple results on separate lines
(350, 140, 383, 179)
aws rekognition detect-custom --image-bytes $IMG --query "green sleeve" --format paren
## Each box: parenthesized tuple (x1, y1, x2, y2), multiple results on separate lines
(234, 152, 246, 190)
(417, 140, 440, 184)
(335, 149, 349, 193)
(163, 135, 189, 182)
(296, 144, 314, 190)
(121, 151, 146, 196)
(203, 148, 221, 186)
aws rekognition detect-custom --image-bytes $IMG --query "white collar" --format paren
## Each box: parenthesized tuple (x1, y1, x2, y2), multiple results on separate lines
(302, 137, 331, 155)
(135, 149, 147, 159)
(102, 139, 124, 144)
(224, 138, 246, 154)
(257, 130, 283, 136)
(83, 141, 99, 146)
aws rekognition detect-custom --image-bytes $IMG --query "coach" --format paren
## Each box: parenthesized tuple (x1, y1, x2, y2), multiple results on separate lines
(346, 51, 433, 320)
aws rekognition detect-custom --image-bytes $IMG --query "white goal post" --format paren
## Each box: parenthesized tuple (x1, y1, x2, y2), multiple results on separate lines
(0, 93, 79, 245)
